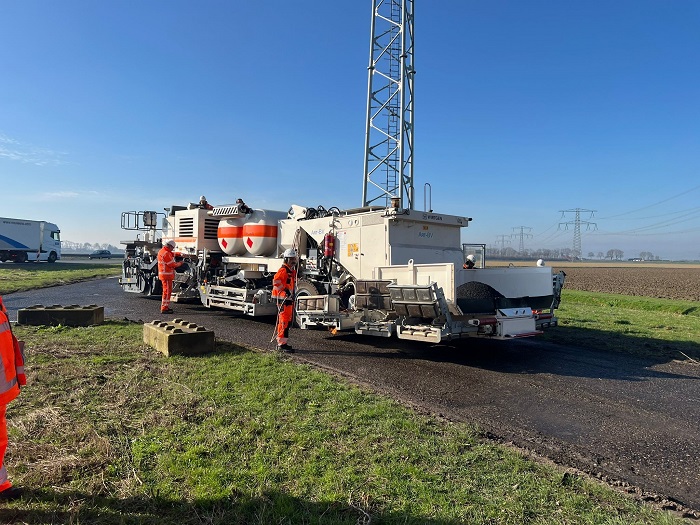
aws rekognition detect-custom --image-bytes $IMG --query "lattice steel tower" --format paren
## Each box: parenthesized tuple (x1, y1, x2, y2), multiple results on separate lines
(362, 0, 415, 209)
(512, 226, 533, 254)
(559, 209, 597, 260)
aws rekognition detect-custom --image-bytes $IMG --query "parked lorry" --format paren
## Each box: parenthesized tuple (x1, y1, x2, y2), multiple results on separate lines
(0, 217, 61, 263)
(119, 200, 565, 343)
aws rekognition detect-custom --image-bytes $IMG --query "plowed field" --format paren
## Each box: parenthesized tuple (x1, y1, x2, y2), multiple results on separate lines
(552, 265, 700, 301)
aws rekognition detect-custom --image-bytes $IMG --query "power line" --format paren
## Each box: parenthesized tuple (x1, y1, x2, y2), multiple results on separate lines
(595, 208, 700, 235)
(591, 225, 700, 237)
(535, 228, 569, 246)
(531, 220, 559, 238)
(601, 205, 700, 221)
(598, 183, 700, 219)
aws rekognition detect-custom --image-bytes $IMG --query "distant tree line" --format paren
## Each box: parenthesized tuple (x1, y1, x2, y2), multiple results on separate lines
(487, 247, 661, 261)
(62, 241, 123, 253)
(592, 250, 659, 261)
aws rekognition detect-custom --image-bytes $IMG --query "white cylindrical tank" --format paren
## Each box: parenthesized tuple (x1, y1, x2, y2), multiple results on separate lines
(217, 218, 247, 255)
(242, 209, 287, 256)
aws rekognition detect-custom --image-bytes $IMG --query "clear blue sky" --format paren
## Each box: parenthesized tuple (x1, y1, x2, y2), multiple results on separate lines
(1, 1, 699, 260)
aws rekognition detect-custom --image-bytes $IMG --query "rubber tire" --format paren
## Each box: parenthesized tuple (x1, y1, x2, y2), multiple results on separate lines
(294, 278, 324, 327)
(47, 251, 57, 263)
(14, 252, 28, 263)
(137, 273, 153, 295)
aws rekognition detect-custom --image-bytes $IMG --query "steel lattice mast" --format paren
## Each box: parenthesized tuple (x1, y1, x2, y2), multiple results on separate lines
(559, 209, 597, 260)
(362, 0, 415, 209)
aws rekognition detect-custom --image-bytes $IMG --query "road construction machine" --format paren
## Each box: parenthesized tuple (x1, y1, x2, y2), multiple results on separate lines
(120, 2, 565, 342)
(119, 199, 565, 343)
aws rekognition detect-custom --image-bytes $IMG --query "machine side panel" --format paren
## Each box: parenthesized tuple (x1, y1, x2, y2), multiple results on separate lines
(460, 267, 555, 299)
(164, 209, 220, 253)
(386, 215, 465, 268)
(374, 262, 456, 302)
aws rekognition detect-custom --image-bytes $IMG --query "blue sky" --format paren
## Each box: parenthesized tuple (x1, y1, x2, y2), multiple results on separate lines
(1, 1, 699, 260)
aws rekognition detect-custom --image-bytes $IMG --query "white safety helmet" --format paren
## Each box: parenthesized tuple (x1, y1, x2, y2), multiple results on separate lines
(536, 259, 545, 267)
(466, 254, 476, 263)
(199, 195, 207, 202)
(164, 240, 176, 249)
(282, 248, 298, 259)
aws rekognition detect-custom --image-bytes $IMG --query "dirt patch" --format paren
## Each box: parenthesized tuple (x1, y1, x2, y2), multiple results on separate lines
(553, 266, 700, 301)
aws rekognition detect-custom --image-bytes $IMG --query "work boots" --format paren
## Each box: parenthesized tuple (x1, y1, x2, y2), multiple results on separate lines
(277, 343, 295, 353)
(0, 486, 23, 501)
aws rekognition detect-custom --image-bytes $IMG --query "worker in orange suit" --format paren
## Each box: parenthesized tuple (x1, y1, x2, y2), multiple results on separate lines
(272, 248, 298, 353)
(157, 240, 183, 314)
(0, 295, 26, 501)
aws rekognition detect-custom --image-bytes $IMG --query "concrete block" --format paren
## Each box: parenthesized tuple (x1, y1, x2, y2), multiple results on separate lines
(17, 304, 104, 327)
(143, 318, 215, 357)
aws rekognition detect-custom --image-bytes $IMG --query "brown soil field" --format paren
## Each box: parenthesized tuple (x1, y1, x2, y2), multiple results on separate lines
(488, 260, 700, 301)
(551, 265, 700, 301)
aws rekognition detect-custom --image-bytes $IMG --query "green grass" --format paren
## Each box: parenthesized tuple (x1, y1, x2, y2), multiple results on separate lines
(0, 262, 121, 294)
(0, 322, 688, 524)
(544, 290, 700, 361)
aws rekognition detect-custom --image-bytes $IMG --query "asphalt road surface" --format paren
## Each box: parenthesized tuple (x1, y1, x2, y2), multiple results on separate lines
(4, 277, 700, 516)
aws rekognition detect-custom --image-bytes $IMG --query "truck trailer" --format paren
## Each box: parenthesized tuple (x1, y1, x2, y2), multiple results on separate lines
(0, 217, 61, 263)
(119, 199, 565, 343)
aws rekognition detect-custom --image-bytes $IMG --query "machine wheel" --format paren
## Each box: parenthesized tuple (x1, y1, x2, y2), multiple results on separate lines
(294, 278, 324, 327)
(136, 273, 152, 295)
(151, 278, 162, 296)
(338, 279, 357, 310)
(14, 252, 28, 263)
(47, 251, 58, 263)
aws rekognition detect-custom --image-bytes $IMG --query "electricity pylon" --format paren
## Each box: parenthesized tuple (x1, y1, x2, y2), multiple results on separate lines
(495, 235, 511, 256)
(559, 209, 597, 259)
(511, 226, 533, 255)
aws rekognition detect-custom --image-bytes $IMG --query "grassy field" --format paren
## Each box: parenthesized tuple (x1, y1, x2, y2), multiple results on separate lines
(0, 264, 697, 523)
(0, 262, 121, 295)
(544, 290, 700, 362)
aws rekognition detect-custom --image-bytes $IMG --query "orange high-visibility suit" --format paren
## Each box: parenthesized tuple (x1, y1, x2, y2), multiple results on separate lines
(157, 243, 182, 313)
(0, 299, 26, 495)
(271, 262, 297, 347)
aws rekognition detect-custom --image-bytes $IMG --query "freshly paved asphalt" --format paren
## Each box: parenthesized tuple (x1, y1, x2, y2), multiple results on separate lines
(4, 277, 700, 515)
